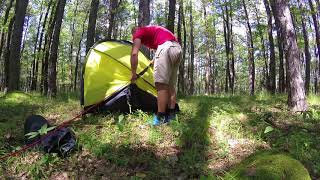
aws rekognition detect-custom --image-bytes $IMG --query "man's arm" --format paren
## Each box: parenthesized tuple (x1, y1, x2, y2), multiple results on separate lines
(130, 38, 141, 82)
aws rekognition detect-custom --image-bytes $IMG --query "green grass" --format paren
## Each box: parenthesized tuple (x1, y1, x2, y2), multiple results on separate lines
(0, 92, 319, 179)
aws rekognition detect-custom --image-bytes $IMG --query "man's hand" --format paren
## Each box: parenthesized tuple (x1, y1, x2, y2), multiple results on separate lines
(131, 73, 138, 83)
(150, 59, 155, 67)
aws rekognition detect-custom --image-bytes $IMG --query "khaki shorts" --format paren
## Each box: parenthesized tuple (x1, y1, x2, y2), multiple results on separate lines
(153, 41, 182, 87)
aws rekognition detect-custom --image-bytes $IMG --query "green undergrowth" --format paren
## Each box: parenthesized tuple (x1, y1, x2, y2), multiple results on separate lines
(0, 91, 319, 179)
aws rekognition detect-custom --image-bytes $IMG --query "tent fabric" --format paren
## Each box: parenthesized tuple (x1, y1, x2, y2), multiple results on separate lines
(81, 40, 158, 113)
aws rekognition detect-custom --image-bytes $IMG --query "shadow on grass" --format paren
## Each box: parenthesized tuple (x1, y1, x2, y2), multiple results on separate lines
(175, 96, 212, 178)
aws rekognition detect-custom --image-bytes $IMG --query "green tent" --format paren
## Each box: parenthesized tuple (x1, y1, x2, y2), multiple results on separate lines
(80, 40, 158, 113)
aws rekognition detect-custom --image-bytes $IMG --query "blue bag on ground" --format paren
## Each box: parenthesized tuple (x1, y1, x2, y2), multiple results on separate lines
(24, 115, 77, 157)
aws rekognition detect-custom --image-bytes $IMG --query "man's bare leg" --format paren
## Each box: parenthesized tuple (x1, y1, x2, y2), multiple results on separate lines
(155, 82, 169, 113)
(168, 86, 176, 109)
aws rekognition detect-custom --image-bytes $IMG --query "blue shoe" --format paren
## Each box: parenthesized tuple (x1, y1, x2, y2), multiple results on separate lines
(152, 114, 165, 126)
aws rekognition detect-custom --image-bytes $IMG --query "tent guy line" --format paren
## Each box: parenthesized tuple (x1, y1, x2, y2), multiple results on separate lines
(0, 63, 152, 161)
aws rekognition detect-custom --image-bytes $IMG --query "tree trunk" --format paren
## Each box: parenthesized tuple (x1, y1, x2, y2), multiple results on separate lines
(222, 2, 230, 93)
(41, 1, 58, 94)
(107, 0, 119, 39)
(298, 0, 311, 95)
(203, 1, 211, 94)
(242, 0, 255, 95)
(86, 0, 99, 54)
(74, 11, 89, 91)
(264, 0, 276, 93)
(4, 14, 15, 91)
(48, 0, 67, 97)
(7, 0, 29, 91)
(211, 16, 217, 94)
(0, 0, 14, 90)
(31, 2, 45, 91)
(230, 7, 235, 94)
(69, 0, 79, 90)
(20, 15, 30, 56)
(177, 0, 185, 95)
(138, 0, 151, 58)
(167, 0, 176, 33)
(189, 1, 194, 95)
(308, 0, 320, 93)
(0, 0, 14, 61)
(270, 0, 308, 111)
(138, 0, 150, 26)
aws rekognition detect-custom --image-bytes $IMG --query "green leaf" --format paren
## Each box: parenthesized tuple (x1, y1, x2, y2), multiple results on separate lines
(264, 126, 274, 134)
(25, 132, 38, 137)
(45, 126, 56, 132)
(118, 114, 124, 123)
(25, 132, 40, 139)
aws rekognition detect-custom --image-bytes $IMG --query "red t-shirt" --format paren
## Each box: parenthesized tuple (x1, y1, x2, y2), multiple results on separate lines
(132, 25, 178, 49)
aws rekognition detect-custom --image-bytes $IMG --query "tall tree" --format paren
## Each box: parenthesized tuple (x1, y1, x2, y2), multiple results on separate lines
(242, 0, 255, 95)
(138, 0, 150, 26)
(263, 0, 276, 93)
(189, 1, 195, 95)
(69, 0, 79, 90)
(308, 0, 320, 93)
(86, 0, 99, 54)
(31, 1, 45, 91)
(203, 0, 212, 94)
(7, 0, 29, 91)
(298, 0, 311, 94)
(107, 0, 119, 39)
(254, 2, 268, 91)
(222, 1, 230, 93)
(74, 12, 89, 91)
(138, 0, 150, 58)
(0, 0, 14, 90)
(270, 0, 308, 111)
(41, 1, 58, 94)
(177, 0, 185, 94)
(167, 0, 176, 33)
(48, 0, 67, 97)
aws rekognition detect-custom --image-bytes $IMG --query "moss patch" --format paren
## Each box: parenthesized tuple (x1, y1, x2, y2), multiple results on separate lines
(226, 151, 311, 180)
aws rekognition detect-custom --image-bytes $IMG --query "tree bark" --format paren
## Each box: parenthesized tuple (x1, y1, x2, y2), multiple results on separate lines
(69, 0, 79, 90)
(138, 0, 150, 26)
(189, 1, 195, 95)
(0, 0, 14, 90)
(107, 0, 119, 39)
(263, 0, 276, 93)
(41, 1, 57, 94)
(203, 0, 212, 94)
(31, 1, 45, 91)
(48, 0, 67, 97)
(230, 6, 235, 94)
(270, 0, 308, 111)
(308, 0, 320, 93)
(7, 0, 29, 91)
(167, 0, 176, 33)
(138, 0, 151, 58)
(74, 13, 88, 92)
(242, 0, 255, 95)
(177, 0, 185, 95)
(86, 0, 99, 54)
(298, 0, 311, 95)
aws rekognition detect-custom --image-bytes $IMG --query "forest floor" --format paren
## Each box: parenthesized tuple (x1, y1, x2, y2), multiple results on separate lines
(0, 92, 319, 179)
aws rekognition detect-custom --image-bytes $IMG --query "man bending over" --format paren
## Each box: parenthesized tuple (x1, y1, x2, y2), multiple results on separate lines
(130, 25, 182, 125)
